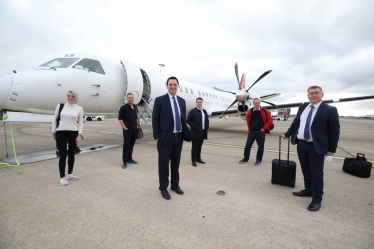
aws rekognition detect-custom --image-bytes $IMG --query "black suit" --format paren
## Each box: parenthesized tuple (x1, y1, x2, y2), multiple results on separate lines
(187, 107, 209, 161)
(152, 94, 191, 190)
(284, 102, 340, 202)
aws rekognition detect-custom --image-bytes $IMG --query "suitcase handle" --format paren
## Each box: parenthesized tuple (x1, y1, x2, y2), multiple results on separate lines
(357, 153, 365, 158)
(279, 136, 291, 166)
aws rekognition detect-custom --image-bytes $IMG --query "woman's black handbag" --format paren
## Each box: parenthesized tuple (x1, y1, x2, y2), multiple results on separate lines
(137, 126, 143, 139)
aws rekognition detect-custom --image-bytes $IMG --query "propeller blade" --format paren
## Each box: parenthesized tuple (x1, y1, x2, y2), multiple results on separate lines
(235, 62, 240, 86)
(247, 96, 278, 108)
(246, 70, 272, 92)
(259, 93, 281, 100)
(261, 100, 278, 108)
(219, 100, 238, 118)
(213, 87, 236, 94)
(239, 74, 246, 90)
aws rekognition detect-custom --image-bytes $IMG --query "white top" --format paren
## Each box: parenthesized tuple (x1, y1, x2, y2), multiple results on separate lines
(197, 107, 205, 130)
(52, 103, 84, 134)
(168, 93, 182, 133)
(297, 101, 322, 142)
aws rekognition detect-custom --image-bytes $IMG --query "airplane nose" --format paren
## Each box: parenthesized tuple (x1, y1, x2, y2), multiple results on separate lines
(0, 75, 13, 110)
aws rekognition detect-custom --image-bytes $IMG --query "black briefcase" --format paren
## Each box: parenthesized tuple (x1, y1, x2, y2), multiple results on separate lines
(343, 153, 372, 178)
(271, 136, 297, 188)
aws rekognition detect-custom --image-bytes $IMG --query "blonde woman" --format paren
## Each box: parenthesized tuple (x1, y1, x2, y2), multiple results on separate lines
(52, 90, 84, 186)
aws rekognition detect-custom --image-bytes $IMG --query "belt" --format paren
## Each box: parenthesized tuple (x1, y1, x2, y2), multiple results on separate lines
(174, 132, 182, 135)
(299, 139, 313, 143)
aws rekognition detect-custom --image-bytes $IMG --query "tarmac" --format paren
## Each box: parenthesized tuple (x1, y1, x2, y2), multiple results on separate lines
(0, 117, 373, 248)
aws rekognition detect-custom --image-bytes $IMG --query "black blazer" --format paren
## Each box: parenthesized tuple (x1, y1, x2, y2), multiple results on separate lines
(284, 102, 340, 155)
(187, 107, 209, 140)
(152, 94, 191, 144)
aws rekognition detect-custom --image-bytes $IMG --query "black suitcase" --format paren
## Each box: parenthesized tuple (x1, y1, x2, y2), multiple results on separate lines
(271, 136, 297, 187)
(343, 153, 372, 178)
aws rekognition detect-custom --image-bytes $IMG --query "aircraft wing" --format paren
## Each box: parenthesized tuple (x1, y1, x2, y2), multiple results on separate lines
(210, 95, 374, 115)
(262, 95, 374, 110)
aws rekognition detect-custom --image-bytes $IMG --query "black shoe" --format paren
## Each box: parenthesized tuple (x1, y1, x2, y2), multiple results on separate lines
(192, 161, 197, 167)
(196, 159, 205, 164)
(254, 160, 261, 166)
(293, 190, 313, 197)
(308, 201, 321, 211)
(239, 158, 248, 164)
(161, 190, 171, 200)
(171, 186, 184, 195)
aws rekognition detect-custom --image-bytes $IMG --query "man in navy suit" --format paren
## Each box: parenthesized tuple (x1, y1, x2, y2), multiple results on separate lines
(282, 85, 340, 211)
(152, 76, 191, 200)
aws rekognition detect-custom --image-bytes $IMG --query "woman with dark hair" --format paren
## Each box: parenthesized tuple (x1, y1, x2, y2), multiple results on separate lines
(52, 90, 84, 186)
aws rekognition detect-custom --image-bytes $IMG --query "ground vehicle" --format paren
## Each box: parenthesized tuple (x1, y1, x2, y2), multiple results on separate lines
(85, 116, 104, 121)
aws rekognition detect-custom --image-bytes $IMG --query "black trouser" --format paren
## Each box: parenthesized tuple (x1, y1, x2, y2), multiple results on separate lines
(56, 130, 78, 178)
(191, 139, 204, 161)
(122, 129, 137, 163)
(157, 133, 183, 190)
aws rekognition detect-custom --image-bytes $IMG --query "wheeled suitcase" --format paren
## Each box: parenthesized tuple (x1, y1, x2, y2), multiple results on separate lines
(343, 153, 372, 178)
(271, 136, 297, 187)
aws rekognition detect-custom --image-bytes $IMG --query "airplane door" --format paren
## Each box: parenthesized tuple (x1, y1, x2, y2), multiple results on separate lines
(120, 59, 143, 104)
(0, 75, 12, 110)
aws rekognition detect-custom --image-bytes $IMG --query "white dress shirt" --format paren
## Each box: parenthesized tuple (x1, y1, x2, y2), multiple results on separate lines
(168, 93, 182, 133)
(297, 101, 322, 141)
(197, 107, 205, 130)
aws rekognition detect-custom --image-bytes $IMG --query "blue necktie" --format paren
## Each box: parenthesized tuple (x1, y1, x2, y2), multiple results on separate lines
(304, 105, 314, 140)
(173, 97, 181, 132)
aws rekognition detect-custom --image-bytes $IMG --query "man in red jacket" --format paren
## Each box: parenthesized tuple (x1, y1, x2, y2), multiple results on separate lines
(239, 98, 273, 166)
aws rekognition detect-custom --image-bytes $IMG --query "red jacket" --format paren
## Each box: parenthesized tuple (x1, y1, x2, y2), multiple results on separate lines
(246, 107, 273, 134)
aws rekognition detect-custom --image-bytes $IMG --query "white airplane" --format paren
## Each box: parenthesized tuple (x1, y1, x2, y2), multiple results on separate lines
(1, 53, 374, 130)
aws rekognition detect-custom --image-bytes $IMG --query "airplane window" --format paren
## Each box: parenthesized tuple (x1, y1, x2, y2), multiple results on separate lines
(190, 88, 193, 94)
(180, 86, 183, 92)
(185, 87, 188, 93)
(206, 92, 208, 97)
(209, 93, 212, 98)
(73, 59, 105, 74)
(198, 90, 201, 95)
(40, 58, 79, 68)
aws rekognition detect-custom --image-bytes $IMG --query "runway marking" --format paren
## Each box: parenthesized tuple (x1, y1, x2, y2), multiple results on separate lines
(203, 142, 374, 162)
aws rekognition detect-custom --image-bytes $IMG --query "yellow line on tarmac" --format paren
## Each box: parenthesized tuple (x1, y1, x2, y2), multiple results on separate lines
(203, 142, 374, 162)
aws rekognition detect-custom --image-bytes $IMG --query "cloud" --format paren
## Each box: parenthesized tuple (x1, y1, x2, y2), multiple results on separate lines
(0, 0, 373, 115)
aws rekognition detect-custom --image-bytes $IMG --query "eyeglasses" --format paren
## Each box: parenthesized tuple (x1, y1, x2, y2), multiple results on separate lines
(308, 91, 321, 96)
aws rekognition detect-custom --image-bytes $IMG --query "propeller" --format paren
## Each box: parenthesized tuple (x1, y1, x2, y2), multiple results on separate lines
(219, 99, 238, 118)
(246, 70, 272, 92)
(217, 63, 274, 118)
(212, 87, 235, 95)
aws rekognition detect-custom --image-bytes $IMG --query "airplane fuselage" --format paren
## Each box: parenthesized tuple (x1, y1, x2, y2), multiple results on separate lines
(0, 53, 255, 117)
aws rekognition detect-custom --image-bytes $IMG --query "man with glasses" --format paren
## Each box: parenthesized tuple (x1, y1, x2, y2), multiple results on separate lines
(282, 86, 340, 211)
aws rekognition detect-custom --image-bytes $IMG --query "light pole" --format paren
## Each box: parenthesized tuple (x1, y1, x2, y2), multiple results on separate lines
(159, 64, 165, 74)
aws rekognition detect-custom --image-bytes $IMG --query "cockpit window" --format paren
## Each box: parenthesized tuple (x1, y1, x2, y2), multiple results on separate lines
(73, 59, 105, 75)
(40, 58, 79, 68)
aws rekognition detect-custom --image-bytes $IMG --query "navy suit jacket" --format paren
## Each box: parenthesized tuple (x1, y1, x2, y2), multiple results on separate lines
(187, 107, 209, 140)
(284, 102, 340, 155)
(152, 94, 191, 144)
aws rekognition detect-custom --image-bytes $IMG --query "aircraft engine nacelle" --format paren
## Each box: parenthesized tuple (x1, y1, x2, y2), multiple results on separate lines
(237, 103, 249, 114)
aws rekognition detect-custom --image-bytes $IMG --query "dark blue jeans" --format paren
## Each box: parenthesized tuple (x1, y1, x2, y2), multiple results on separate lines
(243, 130, 265, 161)
(122, 129, 137, 163)
(297, 141, 325, 202)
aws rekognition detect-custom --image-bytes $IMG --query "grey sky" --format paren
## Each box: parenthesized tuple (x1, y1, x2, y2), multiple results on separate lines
(1, 0, 373, 115)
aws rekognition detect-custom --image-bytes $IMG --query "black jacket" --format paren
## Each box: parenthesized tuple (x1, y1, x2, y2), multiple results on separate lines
(187, 107, 209, 140)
